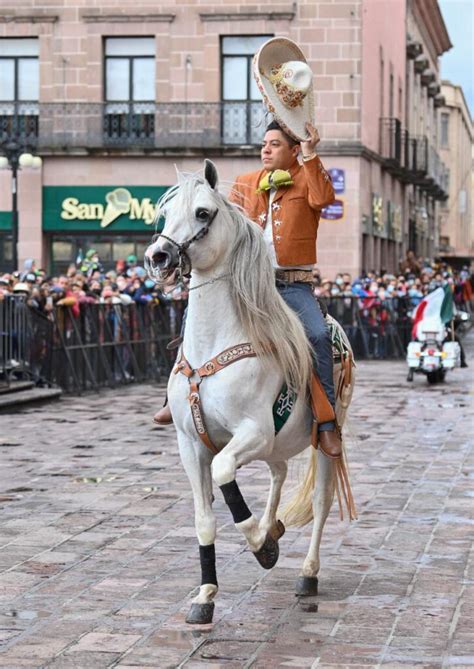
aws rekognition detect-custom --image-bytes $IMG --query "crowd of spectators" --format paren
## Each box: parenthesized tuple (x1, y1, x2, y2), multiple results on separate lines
(0, 251, 189, 315)
(312, 250, 473, 310)
(310, 251, 473, 358)
(0, 248, 472, 371)
(1, 249, 472, 318)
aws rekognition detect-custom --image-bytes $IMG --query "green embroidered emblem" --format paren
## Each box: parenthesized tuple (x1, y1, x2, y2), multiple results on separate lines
(273, 383, 297, 434)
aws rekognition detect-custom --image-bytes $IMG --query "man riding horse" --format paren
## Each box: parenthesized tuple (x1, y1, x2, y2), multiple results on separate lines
(154, 37, 342, 460)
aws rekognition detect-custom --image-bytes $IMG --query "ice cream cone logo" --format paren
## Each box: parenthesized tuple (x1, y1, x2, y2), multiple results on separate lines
(101, 188, 132, 228)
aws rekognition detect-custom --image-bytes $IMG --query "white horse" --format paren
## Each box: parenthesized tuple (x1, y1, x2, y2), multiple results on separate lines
(145, 160, 356, 625)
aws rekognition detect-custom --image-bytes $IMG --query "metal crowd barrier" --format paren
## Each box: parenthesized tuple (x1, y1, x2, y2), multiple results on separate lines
(1, 294, 470, 394)
(322, 294, 413, 360)
(0, 294, 32, 388)
(45, 300, 186, 393)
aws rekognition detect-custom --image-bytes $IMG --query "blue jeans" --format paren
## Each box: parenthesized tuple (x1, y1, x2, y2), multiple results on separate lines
(276, 281, 336, 432)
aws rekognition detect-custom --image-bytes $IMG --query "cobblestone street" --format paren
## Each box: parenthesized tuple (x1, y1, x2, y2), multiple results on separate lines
(0, 335, 472, 669)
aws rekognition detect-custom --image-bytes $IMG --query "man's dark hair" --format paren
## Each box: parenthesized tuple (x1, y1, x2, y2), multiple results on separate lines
(265, 120, 299, 147)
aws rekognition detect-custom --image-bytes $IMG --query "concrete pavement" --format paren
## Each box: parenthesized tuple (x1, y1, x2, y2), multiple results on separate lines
(0, 335, 472, 668)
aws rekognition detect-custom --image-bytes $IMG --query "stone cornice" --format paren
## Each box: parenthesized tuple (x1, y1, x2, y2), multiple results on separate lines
(82, 13, 175, 23)
(38, 141, 385, 165)
(414, 0, 452, 57)
(200, 10, 295, 21)
(0, 14, 58, 23)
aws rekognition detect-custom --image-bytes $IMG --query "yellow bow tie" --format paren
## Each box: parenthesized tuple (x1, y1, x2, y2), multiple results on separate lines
(257, 169, 293, 193)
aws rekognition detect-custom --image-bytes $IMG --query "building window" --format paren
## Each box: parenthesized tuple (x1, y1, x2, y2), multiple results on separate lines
(0, 38, 39, 144)
(104, 37, 155, 144)
(221, 35, 271, 145)
(440, 112, 449, 147)
(50, 235, 150, 275)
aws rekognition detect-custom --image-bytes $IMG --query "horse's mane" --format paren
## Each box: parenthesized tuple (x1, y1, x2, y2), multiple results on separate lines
(225, 199, 312, 394)
(162, 174, 313, 394)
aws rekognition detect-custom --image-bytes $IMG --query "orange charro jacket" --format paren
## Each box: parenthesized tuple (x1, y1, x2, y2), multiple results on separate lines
(229, 155, 335, 266)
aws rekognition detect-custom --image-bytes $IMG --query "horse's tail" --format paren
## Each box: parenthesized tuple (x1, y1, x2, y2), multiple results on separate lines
(281, 435, 356, 527)
(282, 340, 357, 527)
(281, 448, 318, 528)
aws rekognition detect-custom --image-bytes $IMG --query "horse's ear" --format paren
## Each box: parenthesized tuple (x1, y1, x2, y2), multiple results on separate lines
(204, 159, 218, 190)
(174, 164, 186, 185)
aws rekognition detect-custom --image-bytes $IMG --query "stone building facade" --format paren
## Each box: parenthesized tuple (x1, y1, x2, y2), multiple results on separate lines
(404, 0, 452, 263)
(0, 0, 452, 277)
(438, 81, 473, 266)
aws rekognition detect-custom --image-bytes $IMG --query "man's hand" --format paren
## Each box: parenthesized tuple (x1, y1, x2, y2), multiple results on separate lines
(301, 123, 320, 158)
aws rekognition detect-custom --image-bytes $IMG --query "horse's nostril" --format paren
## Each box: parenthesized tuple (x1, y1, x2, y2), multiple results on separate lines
(153, 251, 171, 268)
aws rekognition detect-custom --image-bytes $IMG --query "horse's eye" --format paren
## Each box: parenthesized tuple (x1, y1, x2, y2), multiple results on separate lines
(196, 208, 209, 222)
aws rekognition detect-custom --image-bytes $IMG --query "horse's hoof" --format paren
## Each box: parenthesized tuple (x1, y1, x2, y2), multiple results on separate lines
(186, 602, 214, 625)
(253, 533, 279, 569)
(295, 576, 318, 597)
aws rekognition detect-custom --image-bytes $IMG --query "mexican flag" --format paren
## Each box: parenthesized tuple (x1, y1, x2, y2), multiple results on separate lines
(411, 286, 454, 339)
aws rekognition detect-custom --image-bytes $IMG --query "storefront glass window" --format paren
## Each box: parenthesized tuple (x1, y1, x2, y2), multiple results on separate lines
(113, 241, 135, 260)
(135, 242, 149, 264)
(49, 236, 150, 274)
(0, 235, 12, 272)
(52, 240, 73, 262)
(92, 242, 112, 262)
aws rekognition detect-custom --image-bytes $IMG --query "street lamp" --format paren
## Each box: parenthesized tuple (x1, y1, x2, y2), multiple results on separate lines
(0, 140, 42, 271)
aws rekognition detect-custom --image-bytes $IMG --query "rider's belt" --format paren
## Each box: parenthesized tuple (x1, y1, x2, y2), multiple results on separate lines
(275, 269, 313, 284)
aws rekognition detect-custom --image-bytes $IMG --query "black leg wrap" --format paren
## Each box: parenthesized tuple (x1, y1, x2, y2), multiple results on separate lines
(219, 480, 252, 524)
(199, 544, 217, 586)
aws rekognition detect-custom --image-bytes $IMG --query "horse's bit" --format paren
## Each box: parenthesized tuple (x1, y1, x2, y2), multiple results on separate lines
(153, 209, 218, 281)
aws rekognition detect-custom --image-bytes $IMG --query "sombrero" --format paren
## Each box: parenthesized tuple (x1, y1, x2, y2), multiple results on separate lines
(253, 37, 315, 141)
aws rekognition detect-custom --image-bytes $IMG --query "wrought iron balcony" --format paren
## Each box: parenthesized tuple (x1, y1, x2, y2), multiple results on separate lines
(379, 117, 413, 178)
(379, 117, 404, 172)
(409, 135, 428, 176)
(0, 101, 265, 152)
(379, 118, 447, 199)
(426, 145, 449, 200)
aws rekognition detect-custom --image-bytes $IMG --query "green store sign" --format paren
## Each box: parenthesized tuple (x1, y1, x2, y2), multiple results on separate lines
(43, 186, 169, 232)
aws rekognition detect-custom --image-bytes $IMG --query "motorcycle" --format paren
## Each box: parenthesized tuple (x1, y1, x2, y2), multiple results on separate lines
(406, 308, 469, 384)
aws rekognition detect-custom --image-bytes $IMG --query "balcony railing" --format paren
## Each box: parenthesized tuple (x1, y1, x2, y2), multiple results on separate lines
(0, 102, 39, 149)
(379, 118, 447, 199)
(0, 101, 265, 151)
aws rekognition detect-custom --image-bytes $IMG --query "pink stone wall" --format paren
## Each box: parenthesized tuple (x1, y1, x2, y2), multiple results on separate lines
(0, 0, 415, 275)
(361, 0, 406, 152)
(0, 0, 364, 141)
(18, 170, 43, 269)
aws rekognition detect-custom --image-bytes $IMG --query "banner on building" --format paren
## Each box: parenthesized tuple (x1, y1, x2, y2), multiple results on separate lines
(43, 186, 169, 232)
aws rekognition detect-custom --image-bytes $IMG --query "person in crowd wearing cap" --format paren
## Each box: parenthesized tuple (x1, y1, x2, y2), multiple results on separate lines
(80, 249, 103, 277)
(0, 274, 12, 301)
(153, 37, 343, 458)
(20, 258, 37, 281)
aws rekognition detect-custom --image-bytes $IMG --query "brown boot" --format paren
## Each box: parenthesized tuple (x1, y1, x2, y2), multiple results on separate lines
(318, 429, 342, 459)
(153, 403, 173, 425)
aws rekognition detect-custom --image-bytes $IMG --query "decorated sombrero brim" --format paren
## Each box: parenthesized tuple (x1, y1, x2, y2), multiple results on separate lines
(253, 37, 315, 141)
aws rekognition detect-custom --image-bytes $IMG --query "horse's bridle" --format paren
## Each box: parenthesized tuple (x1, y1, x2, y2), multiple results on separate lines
(150, 208, 218, 281)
